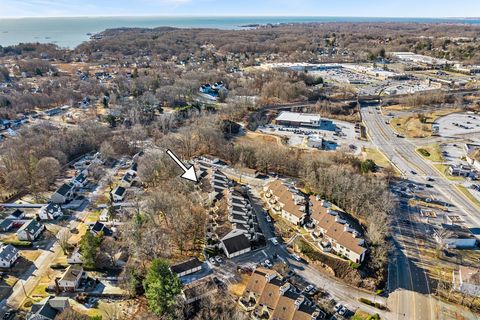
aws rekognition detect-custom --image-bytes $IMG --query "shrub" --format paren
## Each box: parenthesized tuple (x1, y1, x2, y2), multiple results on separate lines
(50, 263, 68, 270)
(349, 261, 361, 269)
(3, 240, 32, 247)
(418, 148, 430, 157)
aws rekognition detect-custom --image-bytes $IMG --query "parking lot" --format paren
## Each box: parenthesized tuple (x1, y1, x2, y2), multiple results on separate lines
(436, 112, 480, 136)
(257, 120, 369, 155)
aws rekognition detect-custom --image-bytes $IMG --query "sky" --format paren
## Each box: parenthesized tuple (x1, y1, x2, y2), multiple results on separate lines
(1, 0, 480, 18)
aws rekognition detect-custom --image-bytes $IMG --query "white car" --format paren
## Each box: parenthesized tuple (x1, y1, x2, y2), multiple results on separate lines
(209, 257, 217, 265)
(215, 256, 224, 264)
(338, 306, 348, 316)
(264, 259, 273, 268)
(270, 238, 279, 245)
(291, 254, 302, 262)
(266, 216, 272, 222)
(334, 303, 343, 312)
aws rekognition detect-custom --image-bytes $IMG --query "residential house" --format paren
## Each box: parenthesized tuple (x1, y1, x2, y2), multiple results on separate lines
(170, 257, 203, 277)
(239, 268, 326, 320)
(310, 196, 367, 263)
(55, 265, 85, 292)
(0, 219, 14, 232)
(239, 167, 260, 179)
(221, 229, 252, 258)
(0, 244, 19, 268)
(228, 187, 258, 241)
(67, 247, 83, 264)
(71, 172, 87, 188)
(119, 172, 135, 188)
(182, 277, 218, 304)
(17, 220, 45, 241)
(211, 169, 230, 196)
(51, 183, 75, 204)
(453, 266, 480, 297)
(127, 162, 138, 176)
(28, 296, 70, 320)
(38, 203, 63, 220)
(111, 186, 126, 202)
(7, 209, 25, 221)
(90, 221, 113, 237)
(264, 180, 307, 226)
(434, 224, 477, 249)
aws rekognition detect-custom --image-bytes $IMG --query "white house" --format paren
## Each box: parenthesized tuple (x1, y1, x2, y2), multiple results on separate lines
(221, 229, 252, 258)
(170, 257, 203, 277)
(17, 220, 45, 241)
(0, 244, 19, 268)
(51, 183, 75, 204)
(55, 265, 84, 292)
(111, 186, 126, 202)
(67, 247, 83, 264)
(38, 203, 63, 220)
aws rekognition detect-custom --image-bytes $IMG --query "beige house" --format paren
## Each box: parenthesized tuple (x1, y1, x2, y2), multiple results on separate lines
(310, 196, 367, 264)
(55, 265, 85, 292)
(263, 180, 307, 226)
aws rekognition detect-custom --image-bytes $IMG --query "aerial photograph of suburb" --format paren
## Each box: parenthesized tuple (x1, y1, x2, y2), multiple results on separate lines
(1, 0, 480, 319)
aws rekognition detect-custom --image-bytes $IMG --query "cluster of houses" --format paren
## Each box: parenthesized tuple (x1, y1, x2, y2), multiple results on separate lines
(239, 267, 326, 320)
(0, 207, 49, 245)
(111, 162, 138, 202)
(263, 180, 367, 264)
(199, 81, 227, 98)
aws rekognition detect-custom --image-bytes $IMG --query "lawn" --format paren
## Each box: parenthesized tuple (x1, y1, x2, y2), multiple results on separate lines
(416, 144, 443, 163)
(85, 210, 101, 223)
(390, 108, 459, 138)
(20, 250, 42, 262)
(229, 274, 250, 297)
(457, 185, 480, 208)
(363, 147, 392, 168)
(433, 164, 465, 181)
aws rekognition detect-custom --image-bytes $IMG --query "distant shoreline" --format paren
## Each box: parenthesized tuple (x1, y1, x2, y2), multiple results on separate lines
(1, 16, 480, 48)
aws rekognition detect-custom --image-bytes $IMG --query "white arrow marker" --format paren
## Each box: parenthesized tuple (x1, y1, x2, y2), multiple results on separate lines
(166, 149, 198, 182)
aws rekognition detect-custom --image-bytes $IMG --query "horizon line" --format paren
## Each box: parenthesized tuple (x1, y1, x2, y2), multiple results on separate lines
(0, 15, 479, 20)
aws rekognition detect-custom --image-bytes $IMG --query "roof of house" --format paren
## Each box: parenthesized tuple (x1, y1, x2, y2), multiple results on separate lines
(170, 257, 203, 275)
(310, 196, 366, 255)
(18, 219, 43, 236)
(9, 209, 24, 218)
(56, 183, 73, 196)
(42, 203, 62, 214)
(29, 298, 58, 320)
(130, 162, 138, 172)
(74, 173, 87, 184)
(242, 268, 277, 298)
(113, 186, 126, 197)
(266, 180, 306, 219)
(459, 266, 480, 285)
(257, 277, 285, 310)
(0, 244, 18, 262)
(0, 219, 14, 230)
(60, 265, 83, 282)
(221, 231, 251, 255)
(437, 224, 475, 239)
(91, 221, 113, 236)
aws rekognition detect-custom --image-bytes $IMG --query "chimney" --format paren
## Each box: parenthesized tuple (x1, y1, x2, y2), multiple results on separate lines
(54, 278, 61, 294)
(279, 283, 291, 295)
(294, 295, 305, 309)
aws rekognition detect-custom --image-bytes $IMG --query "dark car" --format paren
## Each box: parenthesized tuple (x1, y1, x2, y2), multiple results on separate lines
(425, 184, 433, 188)
(411, 170, 417, 175)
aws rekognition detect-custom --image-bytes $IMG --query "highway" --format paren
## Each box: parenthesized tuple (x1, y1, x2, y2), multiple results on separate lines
(361, 103, 480, 320)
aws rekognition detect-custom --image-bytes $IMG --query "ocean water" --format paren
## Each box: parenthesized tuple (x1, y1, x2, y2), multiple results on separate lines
(0, 16, 479, 49)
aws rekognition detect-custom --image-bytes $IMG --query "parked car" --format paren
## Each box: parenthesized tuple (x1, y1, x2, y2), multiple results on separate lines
(334, 303, 343, 313)
(291, 254, 302, 262)
(209, 257, 217, 265)
(304, 284, 316, 294)
(264, 259, 273, 268)
(271, 238, 279, 245)
(266, 215, 272, 222)
(339, 306, 349, 316)
(215, 256, 224, 264)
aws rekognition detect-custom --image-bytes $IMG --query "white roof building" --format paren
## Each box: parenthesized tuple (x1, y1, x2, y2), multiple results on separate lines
(275, 112, 321, 127)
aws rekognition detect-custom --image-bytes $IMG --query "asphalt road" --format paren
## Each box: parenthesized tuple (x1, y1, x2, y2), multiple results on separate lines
(231, 188, 392, 319)
(361, 104, 480, 320)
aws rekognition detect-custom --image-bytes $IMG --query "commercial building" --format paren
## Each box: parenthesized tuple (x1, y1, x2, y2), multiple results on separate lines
(275, 112, 322, 128)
